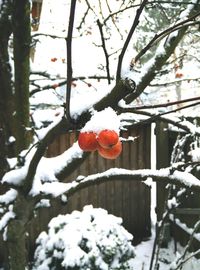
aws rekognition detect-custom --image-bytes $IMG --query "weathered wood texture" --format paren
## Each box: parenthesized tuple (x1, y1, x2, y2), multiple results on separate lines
(155, 121, 170, 221)
(0, 125, 151, 265)
(27, 125, 151, 258)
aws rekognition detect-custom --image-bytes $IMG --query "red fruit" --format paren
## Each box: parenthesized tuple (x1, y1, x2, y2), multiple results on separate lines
(52, 84, 59, 89)
(98, 140, 122, 160)
(175, 72, 183, 78)
(97, 129, 119, 149)
(78, 131, 98, 151)
(51, 57, 57, 62)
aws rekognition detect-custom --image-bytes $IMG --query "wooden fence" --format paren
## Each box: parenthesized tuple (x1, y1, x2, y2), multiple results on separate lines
(156, 121, 200, 251)
(22, 124, 151, 262)
(0, 124, 152, 265)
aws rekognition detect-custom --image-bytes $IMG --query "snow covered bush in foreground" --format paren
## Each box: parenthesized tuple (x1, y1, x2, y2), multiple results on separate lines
(33, 205, 135, 270)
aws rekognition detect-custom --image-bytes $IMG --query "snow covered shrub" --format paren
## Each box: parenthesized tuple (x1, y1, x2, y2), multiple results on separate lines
(33, 205, 135, 270)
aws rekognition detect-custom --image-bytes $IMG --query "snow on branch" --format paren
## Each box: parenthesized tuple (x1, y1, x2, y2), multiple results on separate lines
(134, 10, 200, 64)
(0, 210, 15, 233)
(2, 77, 137, 197)
(2, 117, 69, 190)
(124, 0, 200, 103)
(169, 216, 200, 269)
(118, 107, 200, 135)
(69, 167, 200, 192)
(29, 142, 89, 196)
(0, 189, 18, 205)
(30, 167, 200, 199)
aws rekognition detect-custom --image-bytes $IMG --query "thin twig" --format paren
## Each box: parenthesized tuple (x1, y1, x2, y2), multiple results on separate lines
(150, 77, 200, 87)
(117, 107, 198, 134)
(134, 11, 200, 64)
(158, 101, 200, 117)
(175, 249, 200, 270)
(134, 96, 200, 110)
(175, 219, 200, 270)
(77, 6, 90, 31)
(104, 3, 140, 24)
(66, 0, 77, 122)
(97, 19, 111, 84)
(120, 100, 200, 128)
(31, 33, 66, 39)
(116, 0, 148, 80)
(30, 75, 114, 96)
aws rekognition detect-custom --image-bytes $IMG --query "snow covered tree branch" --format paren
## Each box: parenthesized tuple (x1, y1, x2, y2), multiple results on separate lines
(1, 0, 200, 269)
(59, 167, 200, 199)
(124, 0, 200, 103)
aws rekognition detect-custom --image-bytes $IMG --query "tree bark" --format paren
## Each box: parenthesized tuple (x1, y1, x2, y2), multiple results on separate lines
(0, 1, 15, 164)
(12, 0, 31, 154)
(6, 193, 35, 270)
(1, 1, 33, 269)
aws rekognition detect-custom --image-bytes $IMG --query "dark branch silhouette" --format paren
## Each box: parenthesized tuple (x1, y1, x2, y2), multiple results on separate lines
(97, 19, 111, 84)
(65, 0, 77, 122)
(116, 0, 148, 80)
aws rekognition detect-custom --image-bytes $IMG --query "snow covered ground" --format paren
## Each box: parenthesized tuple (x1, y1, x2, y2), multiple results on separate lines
(132, 228, 200, 270)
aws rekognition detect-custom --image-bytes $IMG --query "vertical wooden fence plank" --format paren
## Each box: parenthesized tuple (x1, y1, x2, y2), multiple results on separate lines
(155, 121, 170, 221)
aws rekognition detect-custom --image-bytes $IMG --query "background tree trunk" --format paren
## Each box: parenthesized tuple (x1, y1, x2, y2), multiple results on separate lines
(1, 1, 33, 269)
(12, 0, 31, 154)
(0, 2, 15, 167)
(6, 194, 35, 270)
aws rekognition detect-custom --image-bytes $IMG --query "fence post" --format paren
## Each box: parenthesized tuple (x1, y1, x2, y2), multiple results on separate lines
(155, 121, 170, 221)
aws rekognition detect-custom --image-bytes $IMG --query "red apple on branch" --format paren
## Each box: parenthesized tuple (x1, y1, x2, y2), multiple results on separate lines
(78, 131, 98, 151)
(97, 140, 122, 159)
(97, 129, 119, 149)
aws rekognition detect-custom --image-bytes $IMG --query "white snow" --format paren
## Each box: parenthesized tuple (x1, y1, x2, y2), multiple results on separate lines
(81, 107, 120, 134)
(2, 146, 37, 186)
(0, 208, 15, 233)
(33, 205, 135, 270)
(75, 167, 200, 191)
(188, 147, 200, 162)
(1, 0, 200, 269)
(0, 189, 18, 205)
(32, 205, 200, 270)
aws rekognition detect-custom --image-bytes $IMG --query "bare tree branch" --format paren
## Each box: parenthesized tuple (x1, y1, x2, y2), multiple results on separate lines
(63, 167, 200, 199)
(134, 12, 200, 64)
(103, 3, 140, 24)
(118, 107, 200, 134)
(116, 0, 148, 80)
(23, 117, 70, 193)
(133, 96, 200, 110)
(77, 6, 90, 31)
(65, 0, 77, 122)
(30, 75, 115, 97)
(173, 219, 200, 269)
(97, 19, 111, 84)
(14, 78, 135, 193)
(150, 77, 200, 87)
(125, 1, 200, 104)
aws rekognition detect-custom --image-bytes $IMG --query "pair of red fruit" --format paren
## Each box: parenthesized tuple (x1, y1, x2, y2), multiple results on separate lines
(78, 129, 122, 159)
